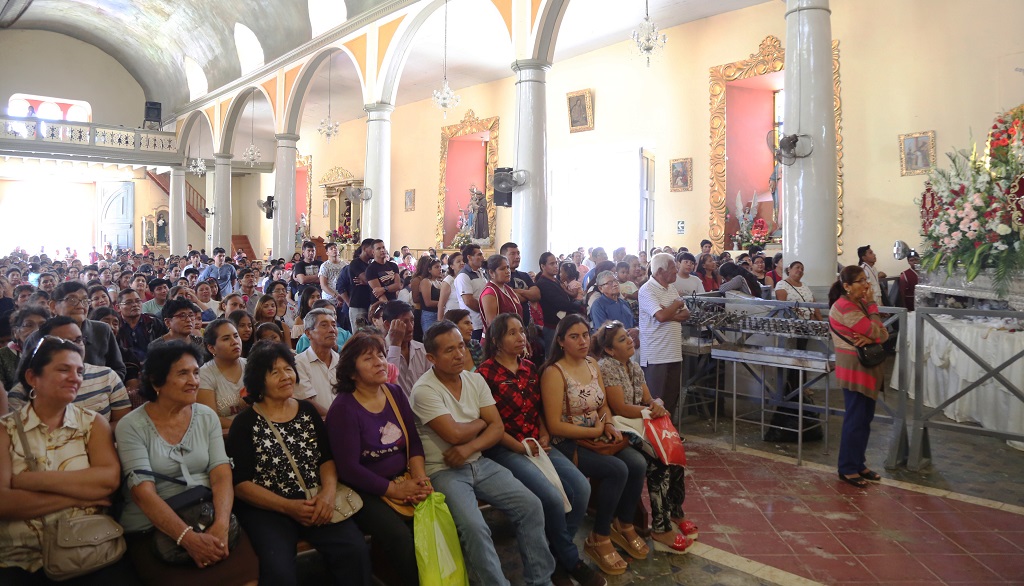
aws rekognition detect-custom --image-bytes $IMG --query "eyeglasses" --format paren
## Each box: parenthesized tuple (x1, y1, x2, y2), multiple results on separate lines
(598, 280, 618, 288)
(171, 312, 195, 321)
(58, 297, 89, 308)
(853, 277, 869, 284)
(29, 335, 80, 360)
(602, 320, 624, 329)
(120, 299, 143, 306)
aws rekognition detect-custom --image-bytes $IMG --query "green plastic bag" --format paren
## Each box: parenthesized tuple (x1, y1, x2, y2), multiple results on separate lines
(414, 492, 469, 586)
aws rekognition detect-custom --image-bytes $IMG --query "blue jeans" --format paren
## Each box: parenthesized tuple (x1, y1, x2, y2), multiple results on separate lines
(838, 388, 876, 476)
(553, 441, 647, 536)
(485, 445, 590, 569)
(430, 458, 555, 586)
(420, 309, 438, 333)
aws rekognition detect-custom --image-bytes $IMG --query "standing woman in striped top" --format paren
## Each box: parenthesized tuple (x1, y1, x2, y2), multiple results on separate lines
(828, 266, 889, 488)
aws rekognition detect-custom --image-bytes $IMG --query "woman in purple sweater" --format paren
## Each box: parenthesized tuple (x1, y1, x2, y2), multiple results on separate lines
(327, 332, 431, 585)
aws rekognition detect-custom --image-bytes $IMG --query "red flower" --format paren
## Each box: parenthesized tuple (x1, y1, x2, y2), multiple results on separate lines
(974, 241, 982, 248)
(987, 232, 1001, 243)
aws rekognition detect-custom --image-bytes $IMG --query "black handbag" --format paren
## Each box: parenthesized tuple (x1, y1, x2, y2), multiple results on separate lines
(135, 470, 241, 565)
(829, 324, 886, 368)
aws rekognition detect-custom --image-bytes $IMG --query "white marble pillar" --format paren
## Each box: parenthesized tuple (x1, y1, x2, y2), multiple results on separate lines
(273, 134, 299, 258)
(782, 0, 837, 290)
(511, 59, 551, 268)
(169, 166, 187, 256)
(212, 153, 233, 252)
(363, 103, 393, 246)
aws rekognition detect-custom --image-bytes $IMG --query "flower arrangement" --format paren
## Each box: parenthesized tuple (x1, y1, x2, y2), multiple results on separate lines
(325, 223, 356, 243)
(450, 231, 471, 249)
(750, 218, 770, 247)
(919, 106, 1024, 294)
(733, 191, 758, 244)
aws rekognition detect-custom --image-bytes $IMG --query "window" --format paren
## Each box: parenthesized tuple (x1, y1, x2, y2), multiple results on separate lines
(7, 94, 91, 122)
(184, 56, 209, 101)
(234, 23, 265, 75)
(308, 0, 347, 38)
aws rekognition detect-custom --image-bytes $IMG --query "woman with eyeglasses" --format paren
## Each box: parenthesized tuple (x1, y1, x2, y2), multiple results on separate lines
(153, 298, 206, 360)
(197, 320, 247, 432)
(1, 306, 50, 391)
(0, 335, 139, 584)
(587, 271, 635, 336)
(479, 255, 523, 334)
(477, 314, 603, 586)
(593, 321, 697, 555)
(828, 266, 889, 489)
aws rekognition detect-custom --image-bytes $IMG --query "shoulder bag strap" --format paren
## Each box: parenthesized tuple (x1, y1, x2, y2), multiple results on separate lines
(253, 404, 311, 498)
(828, 322, 856, 346)
(381, 384, 411, 470)
(13, 410, 41, 472)
(134, 469, 188, 486)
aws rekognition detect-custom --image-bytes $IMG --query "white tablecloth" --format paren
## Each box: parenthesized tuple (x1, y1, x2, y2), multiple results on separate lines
(892, 314, 1024, 442)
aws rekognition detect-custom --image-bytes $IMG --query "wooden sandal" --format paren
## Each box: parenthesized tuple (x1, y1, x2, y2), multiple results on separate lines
(610, 523, 650, 560)
(583, 537, 627, 576)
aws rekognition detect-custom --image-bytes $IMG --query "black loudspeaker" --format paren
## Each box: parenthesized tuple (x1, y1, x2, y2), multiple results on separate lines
(144, 101, 162, 122)
(493, 167, 513, 207)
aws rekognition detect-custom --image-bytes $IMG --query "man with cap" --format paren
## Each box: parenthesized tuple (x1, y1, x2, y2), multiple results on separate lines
(141, 277, 171, 316)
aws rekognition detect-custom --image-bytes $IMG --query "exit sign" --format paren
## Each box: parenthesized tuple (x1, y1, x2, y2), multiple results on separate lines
(676, 220, 685, 234)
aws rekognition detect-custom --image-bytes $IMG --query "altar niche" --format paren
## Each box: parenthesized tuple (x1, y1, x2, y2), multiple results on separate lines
(438, 110, 498, 250)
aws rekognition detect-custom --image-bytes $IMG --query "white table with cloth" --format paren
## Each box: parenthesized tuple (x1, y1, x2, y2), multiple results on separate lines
(891, 313, 1024, 449)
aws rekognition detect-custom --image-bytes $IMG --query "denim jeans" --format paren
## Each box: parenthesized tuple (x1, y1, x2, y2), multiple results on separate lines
(485, 445, 590, 569)
(430, 458, 555, 586)
(553, 441, 647, 536)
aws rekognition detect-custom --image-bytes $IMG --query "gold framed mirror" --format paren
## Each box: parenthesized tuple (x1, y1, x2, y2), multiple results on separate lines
(708, 35, 845, 254)
(437, 110, 499, 249)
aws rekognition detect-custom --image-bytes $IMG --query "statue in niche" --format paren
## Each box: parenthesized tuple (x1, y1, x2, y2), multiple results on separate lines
(156, 211, 168, 244)
(471, 186, 488, 240)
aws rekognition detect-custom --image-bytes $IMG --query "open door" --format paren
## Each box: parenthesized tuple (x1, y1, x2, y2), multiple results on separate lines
(98, 182, 134, 251)
(640, 148, 656, 255)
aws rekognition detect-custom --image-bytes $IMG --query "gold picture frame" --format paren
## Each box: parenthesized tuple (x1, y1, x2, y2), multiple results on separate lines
(437, 110, 499, 249)
(669, 158, 693, 192)
(899, 131, 936, 177)
(566, 89, 594, 133)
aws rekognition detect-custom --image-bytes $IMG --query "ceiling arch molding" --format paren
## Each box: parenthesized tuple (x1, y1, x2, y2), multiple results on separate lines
(176, 109, 215, 158)
(532, 0, 571, 63)
(219, 86, 275, 155)
(282, 45, 366, 136)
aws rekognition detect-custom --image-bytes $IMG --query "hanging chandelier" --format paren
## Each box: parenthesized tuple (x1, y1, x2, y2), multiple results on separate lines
(242, 98, 261, 167)
(318, 55, 341, 143)
(188, 118, 207, 176)
(632, 0, 667, 67)
(431, 0, 460, 118)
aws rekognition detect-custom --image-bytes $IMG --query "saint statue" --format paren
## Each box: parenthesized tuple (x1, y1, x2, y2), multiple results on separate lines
(471, 187, 488, 240)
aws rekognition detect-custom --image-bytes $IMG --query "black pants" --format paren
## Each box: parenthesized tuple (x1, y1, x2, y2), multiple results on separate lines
(236, 503, 371, 586)
(0, 558, 140, 586)
(643, 361, 683, 417)
(353, 492, 418, 585)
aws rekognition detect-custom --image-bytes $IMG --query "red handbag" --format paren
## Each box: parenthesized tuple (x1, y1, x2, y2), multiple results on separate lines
(644, 415, 686, 466)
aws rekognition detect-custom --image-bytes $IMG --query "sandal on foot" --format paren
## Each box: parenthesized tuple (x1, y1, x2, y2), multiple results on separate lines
(652, 533, 694, 555)
(610, 524, 650, 560)
(583, 538, 627, 576)
(678, 519, 699, 540)
(859, 469, 882, 482)
(838, 473, 869, 488)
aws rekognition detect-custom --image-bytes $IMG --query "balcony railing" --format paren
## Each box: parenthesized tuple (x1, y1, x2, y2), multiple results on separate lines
(0, 116, 177, 154)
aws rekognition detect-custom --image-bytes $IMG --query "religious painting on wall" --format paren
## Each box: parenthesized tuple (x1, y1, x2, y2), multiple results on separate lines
(567, 89, 594, 133)
(405, 189, 415, 212)
(899, 130, 936, 176)
(669, 158, 693, 192)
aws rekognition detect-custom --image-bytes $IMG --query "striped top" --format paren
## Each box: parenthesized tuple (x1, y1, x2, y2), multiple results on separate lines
(829, 296, 888, 400)
(638, 278, 683, 366)
(8, 364, 130, 418)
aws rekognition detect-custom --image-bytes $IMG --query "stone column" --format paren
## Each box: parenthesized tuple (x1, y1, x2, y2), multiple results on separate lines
(212, 153, 233, 252)
(511, 59, 551, 268)
(169, 166, 187, 256)
(273, 134, 300, 258)
(782, 0, 837, 291)
(363, 103, 394, 246)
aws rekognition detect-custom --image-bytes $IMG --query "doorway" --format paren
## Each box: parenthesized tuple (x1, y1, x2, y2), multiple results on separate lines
(98, 182, 134, 251)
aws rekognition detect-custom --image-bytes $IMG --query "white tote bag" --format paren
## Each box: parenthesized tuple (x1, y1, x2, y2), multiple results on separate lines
(521, 438, 572, 513)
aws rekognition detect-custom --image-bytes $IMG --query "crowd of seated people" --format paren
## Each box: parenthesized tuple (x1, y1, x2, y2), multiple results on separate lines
(0, 237, 848, 584)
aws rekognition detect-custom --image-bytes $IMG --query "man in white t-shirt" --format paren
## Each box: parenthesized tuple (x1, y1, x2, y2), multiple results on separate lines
(410, 322, 553, 586)
(294, 308, 339, 416)
(318, 242, 348, 306)
(454, 244, 487, 340)
(638, 253, 690, 417)
(672, 251, 706, 297)
(857, 244, 886, 306)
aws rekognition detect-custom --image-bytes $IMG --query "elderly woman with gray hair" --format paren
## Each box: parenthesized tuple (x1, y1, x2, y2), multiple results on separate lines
(588, 270, 637, 338)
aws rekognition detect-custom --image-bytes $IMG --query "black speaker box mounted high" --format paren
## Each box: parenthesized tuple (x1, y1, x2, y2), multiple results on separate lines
(144, 101, 162, 122)
(493, 167, 513, 207)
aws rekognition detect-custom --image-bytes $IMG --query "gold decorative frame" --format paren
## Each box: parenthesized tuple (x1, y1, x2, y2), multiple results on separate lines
(437, 110, 499, 249)
(297, 150, 313, 241)
(566, 89, 594, 133)
(708, 35, 845, 254)
(669, 158, 693, 192)
(899, 131, 936, 177)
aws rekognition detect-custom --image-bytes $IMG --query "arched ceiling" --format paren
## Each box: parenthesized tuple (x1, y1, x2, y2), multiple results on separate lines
(2, 0, 391, 115)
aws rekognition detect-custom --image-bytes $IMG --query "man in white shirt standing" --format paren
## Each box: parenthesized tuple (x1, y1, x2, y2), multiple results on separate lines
(672, 252, 706, 297)
(382, 301, 428, 396)
(410, 321, 554, 586)
(294, 308, 339, 416)
(857, 244, 886, 306)
(318, 242, 348, 308)
(454, 244, 487, 341)
(638, 253, 690, 418)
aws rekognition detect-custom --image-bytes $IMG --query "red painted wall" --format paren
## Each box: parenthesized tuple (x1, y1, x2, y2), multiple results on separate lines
(443, 140, 486, 247)
(725, 85, 776, 239)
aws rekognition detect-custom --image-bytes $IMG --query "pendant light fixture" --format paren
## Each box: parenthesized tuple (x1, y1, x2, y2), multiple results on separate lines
(242, 97, 261, 167)
(632, 0, 667, 67)
(318, 54, 340, 143)
(431, 0, 460, 118)
(188, 118, 207, 176)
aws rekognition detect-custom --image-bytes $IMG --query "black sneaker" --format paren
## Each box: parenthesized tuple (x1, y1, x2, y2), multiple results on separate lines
(552, 564, 573, 586)
(570, 560, 608, 586)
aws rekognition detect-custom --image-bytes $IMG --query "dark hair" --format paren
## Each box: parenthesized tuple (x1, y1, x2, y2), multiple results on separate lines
(559, 261, 579, 281)
(484, 254, 508, 278)
(16, 334, 84, 390)
(88, 306, 118, 322)
(325, 241, 338, 251)
(857, 245, 871, 263)
(677, 252, 696, 264)
(443, 308, 470, 325)
(253, 294, 277, 321)
(298, 287, 320, 320)
(700, 239, 713, 249)
(203, 319, 236, 355)
(301, 240, 315, 250)
(538, 251, 555, 270)
(37, 315, 78, 337)
(227, 311, 255, 355)
(615, 261, 631, 272)
(138, 341, 202, 402)
(13, 284, 35, 298)
(266, 279, 289, 295)
(461, 244, 481, 259)
(424, 320, 461, 355)
(499, 242, 518, 255)
(695, 253, 717, 278)
(237, 268, 252, 279)
(590, 319, 626, 358)
(541, 313, 591, 372)
(333, 331, 387, 395)
(241, 342, 299, 404)
(483, 313, 524, 359)
(254, 321, 286, 343)
(10, 305, 51, 330)
(414, 255, 435, 279)
(445, 252, 462, 277)
(383, 300, 414, 321)
(829, 265, 865, 307)
(161, 297, 199, 322)
(53, 281, 87, 301)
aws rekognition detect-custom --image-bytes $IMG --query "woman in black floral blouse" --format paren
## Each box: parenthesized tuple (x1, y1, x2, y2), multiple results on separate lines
(225, 342, 370, 586)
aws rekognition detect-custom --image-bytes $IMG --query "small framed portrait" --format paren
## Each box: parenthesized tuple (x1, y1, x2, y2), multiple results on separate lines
(899, 131, 936, 176)
(566, 89, 594, 133)
(669, 158, 693, 192)
(404, 189, 415, 212)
